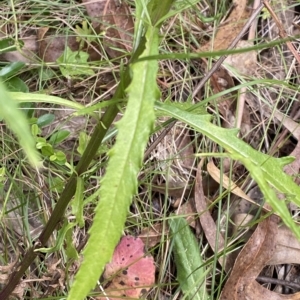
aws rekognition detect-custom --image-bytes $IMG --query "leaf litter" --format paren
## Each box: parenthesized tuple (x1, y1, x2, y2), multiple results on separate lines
(97, 236, 155, 300)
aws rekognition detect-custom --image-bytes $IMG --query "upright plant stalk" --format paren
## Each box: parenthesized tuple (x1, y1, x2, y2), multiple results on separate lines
(0, 103, 119, 300)
(0, 0, 176, 297)
(0, 38, 146, 300)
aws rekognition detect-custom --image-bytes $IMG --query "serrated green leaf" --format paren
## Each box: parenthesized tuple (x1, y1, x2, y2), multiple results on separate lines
(67, 26, 160, 300)
(148, 0, 177, 27)
(156, 102, 300, 240)
(169, 217, 208, 300)
(57, 47, 94, 78)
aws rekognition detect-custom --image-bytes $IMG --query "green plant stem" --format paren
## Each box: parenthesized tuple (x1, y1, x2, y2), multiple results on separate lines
(0, 41, 146, 300)
(0, 0, 176, 296)
(0, 104, 119, 300)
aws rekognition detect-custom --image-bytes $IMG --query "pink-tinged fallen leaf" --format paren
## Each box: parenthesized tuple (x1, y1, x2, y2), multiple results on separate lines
(97, 236, 155, 300)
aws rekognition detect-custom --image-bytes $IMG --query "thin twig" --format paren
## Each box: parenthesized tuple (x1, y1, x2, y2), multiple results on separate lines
(263, 0, 300, 64)
(257, 275, 300, 291)
(236, 0, 261, 130)
(192, 3, 264, 98)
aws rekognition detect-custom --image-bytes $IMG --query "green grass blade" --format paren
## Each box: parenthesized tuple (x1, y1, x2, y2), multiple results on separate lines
(9, 92, 85, 110)
(0, 82, 40, 167)
(67, 26, 160, 300)
(169, 217, 208, 300)
(156, 102, 300, 240)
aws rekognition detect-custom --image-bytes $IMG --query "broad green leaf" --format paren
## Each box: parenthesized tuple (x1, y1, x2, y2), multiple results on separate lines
(49, 130, 70, 145)
(169, 217, 209, 300)
(37, 113, 55, 128)
(148, 0, 176, 26)
(57, 46, 94, 78)
(0, 62, 25, 78)
(31, 124, 41, 136)
(156, 102, 300, 240)
(77, 131, 90, 155)
(52, 150, 67, 165)
(67, 26, 160, 300)
(0, 38, 24, 54)
(0, 81, 40, 167)
(4, 77, 29, 92)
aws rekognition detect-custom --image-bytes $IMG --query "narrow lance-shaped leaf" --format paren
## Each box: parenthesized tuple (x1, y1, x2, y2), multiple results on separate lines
(156, 102, 300, 240)
(169, 217, 209, 300)
(67, 26, 160, 300)
(0, 81, 40, 167)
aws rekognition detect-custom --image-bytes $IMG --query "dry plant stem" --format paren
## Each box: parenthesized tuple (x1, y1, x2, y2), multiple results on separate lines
(235, 0, 260, 130)
(263, 0, 300, 64)
(236, 87, 246, 130)
(269, 104, 300, 156)
(0, 103, 120, 300)
(192, 3, 264, 98)
(144, 122, 174, 159)
(256, 276, 300, 291)
(248, 0, 261, 41)
(0, 0, 177, 294)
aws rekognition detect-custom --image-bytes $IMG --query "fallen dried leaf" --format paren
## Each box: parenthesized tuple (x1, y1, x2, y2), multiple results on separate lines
(177, 199, 199, 231)
(224, 40, 257, 76)
(269, 225, 300, 265)
(83, 0, 134, 58)
(207, 160, 269, 211)
(0, 260, 26, 299)
(97, 236, 155, 300)
(139, 223, 169, 248)
(0, 36, 38, 63)
(38, 32, 80, 63)
(220, 216, 278, 300)
(195, 161, 233, 272)
(200, 0, 250, 51)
